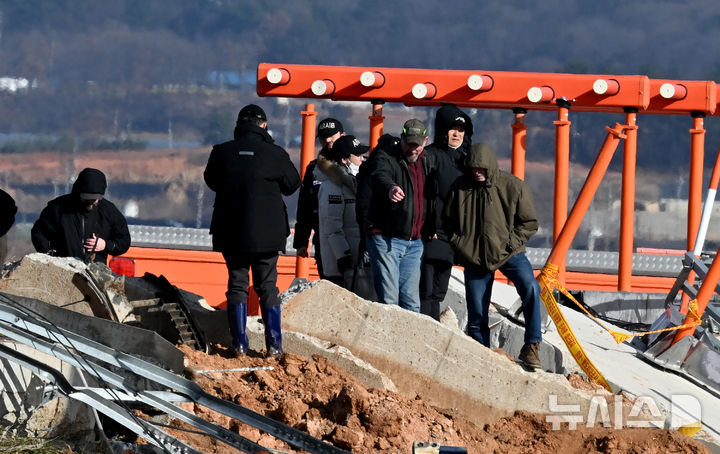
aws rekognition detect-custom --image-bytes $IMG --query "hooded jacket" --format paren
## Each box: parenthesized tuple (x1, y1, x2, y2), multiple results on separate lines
(424, 105, 473, 263)
(444, 143, 538, 272)
(314, 155, 360, 277)
(31, 168, 131, 263)
(204, 122, 300, 254)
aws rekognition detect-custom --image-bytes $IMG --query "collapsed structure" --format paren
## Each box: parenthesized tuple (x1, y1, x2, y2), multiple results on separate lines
(0, 254, 718, 453)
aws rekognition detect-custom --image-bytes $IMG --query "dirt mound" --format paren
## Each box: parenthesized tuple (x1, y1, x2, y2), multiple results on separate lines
(167, 345, 711, 454)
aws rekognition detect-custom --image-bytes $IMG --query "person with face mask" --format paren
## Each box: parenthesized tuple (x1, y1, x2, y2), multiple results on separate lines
(293, 117, 346, 280)
(31, 168, 131, 264)
(314, 134, 367, 287)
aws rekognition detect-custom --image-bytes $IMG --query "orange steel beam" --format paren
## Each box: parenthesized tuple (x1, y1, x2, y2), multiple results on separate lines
(257, 63, 651, 113)
(688, 113, 706, 250)
(511, 108, 527, 179)
(295, 104, 317, 280)
(545, 123, 627, 267)
(618, 109, 638, 291)
(672, 246, 720, 344)
(645, 80, 716, 115)
(680, 113, 707, 313)
(369, 101, 384, 150)
(553, 101, 571, 248)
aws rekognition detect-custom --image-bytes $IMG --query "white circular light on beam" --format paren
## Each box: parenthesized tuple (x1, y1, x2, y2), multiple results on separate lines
(311, 79, 335, 96)
(267, 68, 290, 85)
(360, 71, 385, 88)
(593, 79, 619, 95)
(412, 82, 436, 99)
(527, 86, 554, 103)
(467, 74, 494, 91)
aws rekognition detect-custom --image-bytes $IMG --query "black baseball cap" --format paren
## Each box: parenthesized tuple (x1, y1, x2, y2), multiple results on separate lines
(237, 104, 267, 123)
(317, 117, 344, 138)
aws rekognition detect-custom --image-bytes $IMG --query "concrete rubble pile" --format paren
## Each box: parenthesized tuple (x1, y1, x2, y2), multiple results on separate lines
(0, 253, 718, 452)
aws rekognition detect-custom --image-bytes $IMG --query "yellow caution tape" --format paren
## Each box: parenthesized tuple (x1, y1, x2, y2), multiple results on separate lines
(677, 421, 702, 437)
(542, 264, 701, 344)
(538, 264, 613, 392)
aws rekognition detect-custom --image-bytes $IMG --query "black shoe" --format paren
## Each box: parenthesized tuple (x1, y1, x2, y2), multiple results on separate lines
(266, 345, 284, 358)
(518, 342, 542, 370)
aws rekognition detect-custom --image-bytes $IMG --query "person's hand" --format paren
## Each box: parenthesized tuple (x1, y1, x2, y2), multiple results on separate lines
(388, 185, 405, 202)
(84, 233, 106, 252)
(336, 254, 353, 273)
(297, 246, 309, 258)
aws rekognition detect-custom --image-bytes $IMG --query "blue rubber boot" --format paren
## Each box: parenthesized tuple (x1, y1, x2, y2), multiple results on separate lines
(227, 302, 249, 357)
(262, 304, 284, 357)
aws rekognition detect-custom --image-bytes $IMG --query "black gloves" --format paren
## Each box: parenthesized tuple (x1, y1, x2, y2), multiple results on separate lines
(336, 254, 353, 273)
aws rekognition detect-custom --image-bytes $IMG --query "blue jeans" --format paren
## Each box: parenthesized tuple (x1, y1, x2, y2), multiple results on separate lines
(464, 253, 542, 347)
(366, 234, 423, 312)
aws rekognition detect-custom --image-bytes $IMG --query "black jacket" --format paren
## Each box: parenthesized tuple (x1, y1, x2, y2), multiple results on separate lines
(31, 170, 130, 263)
(423, 105, 473, 263)
(0, 189, 17, 237)
(356, 134, 399, 236)
(366, 143, 436, 240)
(204, 123, 300, 254)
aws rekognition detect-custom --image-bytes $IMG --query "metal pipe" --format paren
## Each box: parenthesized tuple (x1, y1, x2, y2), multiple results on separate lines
(619, 109, 638, 291)
(511, 108, 527, 180)
(369, 100, 385, 150)
(295, 104, 317, 280)
(553, 99, 571, 282)
(681, 113, 706, 313)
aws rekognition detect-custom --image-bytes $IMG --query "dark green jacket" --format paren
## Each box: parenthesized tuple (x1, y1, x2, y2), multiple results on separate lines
(444, 143, 538, 272)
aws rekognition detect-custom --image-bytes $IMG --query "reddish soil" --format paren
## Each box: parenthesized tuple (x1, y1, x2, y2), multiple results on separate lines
(145, 345, 712, 454)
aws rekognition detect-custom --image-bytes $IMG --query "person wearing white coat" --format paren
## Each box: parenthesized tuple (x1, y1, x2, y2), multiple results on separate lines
(314, 135, 367, 286)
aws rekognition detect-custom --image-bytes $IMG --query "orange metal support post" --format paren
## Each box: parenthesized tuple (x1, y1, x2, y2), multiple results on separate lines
(295, 104, 317, 279)
(369, 100, 385, 150)
(545, 123, 626, 267)
(511, 108, 527, 179)
(681, 112, 706, 313)
(672, 246, 720, 344)
(553, 99, 572, 281)
(618, 108, 638, 291)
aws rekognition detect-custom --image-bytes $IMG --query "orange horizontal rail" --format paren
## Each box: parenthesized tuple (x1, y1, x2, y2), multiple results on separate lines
(645, 79, 716, 115)
(121, 247, 676, 315)
(257, 63, 651, 113)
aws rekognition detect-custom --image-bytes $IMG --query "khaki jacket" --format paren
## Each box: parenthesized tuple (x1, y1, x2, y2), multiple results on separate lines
(444, 143, 538, 272)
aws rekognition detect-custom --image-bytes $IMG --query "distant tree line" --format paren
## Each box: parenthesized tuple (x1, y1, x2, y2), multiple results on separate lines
(2, 0, 720, 169)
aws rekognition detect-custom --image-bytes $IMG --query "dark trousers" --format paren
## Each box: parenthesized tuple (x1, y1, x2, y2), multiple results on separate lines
(419, 259, 453, 320)
(223, 251, 280, 309)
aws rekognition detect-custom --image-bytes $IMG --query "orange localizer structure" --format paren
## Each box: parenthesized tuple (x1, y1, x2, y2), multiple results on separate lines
(619, 109, 638, 291)
(294, 104, 317, 280)
(258, 63, 720, 294)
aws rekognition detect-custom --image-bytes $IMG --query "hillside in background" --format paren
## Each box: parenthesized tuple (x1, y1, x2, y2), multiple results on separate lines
(1, 0, 719, 258)
(1, 1, 720, 170)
